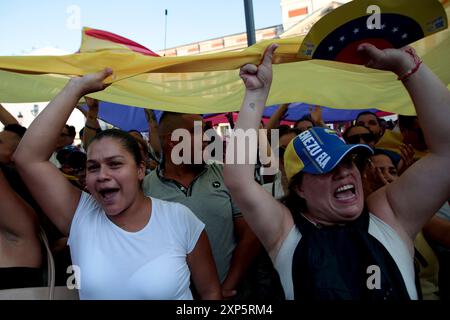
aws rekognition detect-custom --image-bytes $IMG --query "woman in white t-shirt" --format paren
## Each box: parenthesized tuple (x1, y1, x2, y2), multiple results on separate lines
(13, 69, 221, 300)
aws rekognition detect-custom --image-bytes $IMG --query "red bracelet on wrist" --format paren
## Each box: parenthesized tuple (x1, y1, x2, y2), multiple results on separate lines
(397, 48, 423, 82)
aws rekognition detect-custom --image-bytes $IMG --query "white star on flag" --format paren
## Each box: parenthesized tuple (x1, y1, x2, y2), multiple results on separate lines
(339, 36, 345, 42)
(392, 27, 398, 33)
(402, 33, 408, 39)
(353, 28, 359, 34)
(328, 46, 334, 51)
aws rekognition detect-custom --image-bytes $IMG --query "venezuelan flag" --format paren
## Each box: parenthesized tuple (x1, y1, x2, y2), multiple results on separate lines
(0, 0, 448, 115)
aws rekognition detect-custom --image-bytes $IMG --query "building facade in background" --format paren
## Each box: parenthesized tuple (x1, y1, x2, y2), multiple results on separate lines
(2, 0, 351, 138)
(157, 0, 349, 57)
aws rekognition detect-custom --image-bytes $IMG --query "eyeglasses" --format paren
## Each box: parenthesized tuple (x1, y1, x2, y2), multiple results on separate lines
(346, 133, 376, 145)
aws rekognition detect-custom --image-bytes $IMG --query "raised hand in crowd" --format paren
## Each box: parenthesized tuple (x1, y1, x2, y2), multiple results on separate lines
(82, 97, 101, 150)
(309, 105, 325, 127)
(0, 103, 19, 126)
(143, 108, 161, 160)
(397, 143, 415, 175)
(225, 112, 235, 129)
(266, 103, 289, 133)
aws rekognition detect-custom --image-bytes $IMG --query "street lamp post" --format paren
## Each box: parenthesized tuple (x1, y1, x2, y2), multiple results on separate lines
(243, 0, 256, 46)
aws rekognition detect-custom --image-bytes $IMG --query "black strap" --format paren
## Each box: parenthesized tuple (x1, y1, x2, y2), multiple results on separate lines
(292, 210, 411, 300)
(413, 248, 425, 300)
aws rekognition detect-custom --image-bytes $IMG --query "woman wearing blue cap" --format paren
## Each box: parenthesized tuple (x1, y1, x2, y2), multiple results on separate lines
(224, 43, 450, 300)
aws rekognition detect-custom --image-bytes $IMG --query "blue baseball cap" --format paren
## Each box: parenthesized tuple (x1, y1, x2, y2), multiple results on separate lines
(284, 127, 373, 181)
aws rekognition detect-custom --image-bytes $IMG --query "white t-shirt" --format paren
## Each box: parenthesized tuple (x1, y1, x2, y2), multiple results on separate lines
(68, 192, 204, 300)
(273, 213, 418, 300)
(49, 152, 61, 168)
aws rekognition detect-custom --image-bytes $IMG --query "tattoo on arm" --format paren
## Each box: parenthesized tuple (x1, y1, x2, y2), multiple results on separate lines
(249, 102, 256, 110)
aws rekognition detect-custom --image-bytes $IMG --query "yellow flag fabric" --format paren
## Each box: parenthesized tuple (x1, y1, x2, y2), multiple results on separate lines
(376, 130, 428, 160)
(0, 3, 449, 115)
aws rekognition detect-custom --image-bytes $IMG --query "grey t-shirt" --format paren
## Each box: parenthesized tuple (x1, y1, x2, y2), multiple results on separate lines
(142, 163, 241, 282)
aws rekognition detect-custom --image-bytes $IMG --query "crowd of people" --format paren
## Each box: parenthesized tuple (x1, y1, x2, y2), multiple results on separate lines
(0, 42, 449, 300)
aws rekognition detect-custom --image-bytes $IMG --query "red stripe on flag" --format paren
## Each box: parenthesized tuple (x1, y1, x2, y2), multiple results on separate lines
(85, 29, 160, 57)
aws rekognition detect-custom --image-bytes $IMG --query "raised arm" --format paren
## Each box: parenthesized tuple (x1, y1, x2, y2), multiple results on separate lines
(309, 105, 326, 127)
(13, 69, 113, 236)
(360, 44, 450, 238)
(82, 97, 101, 150)
(223, 44, 293, 258)
(0, 103, 19, 125)
(144, 108, 161, 160)
(225, 112, 235, 129)
(0, 168, 41, 267)
(266, 103, 288, 132)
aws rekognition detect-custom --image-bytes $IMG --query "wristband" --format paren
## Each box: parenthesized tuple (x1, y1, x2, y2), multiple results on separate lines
(85, 124, 99, 131)
(397, 48, 423, 82)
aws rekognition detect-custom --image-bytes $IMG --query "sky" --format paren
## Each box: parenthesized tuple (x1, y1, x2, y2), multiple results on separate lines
(0, 0, 282, 56)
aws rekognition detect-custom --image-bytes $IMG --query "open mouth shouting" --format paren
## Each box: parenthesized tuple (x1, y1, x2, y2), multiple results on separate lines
(334, 183, 357, 202)
(97, 187, 120, 204)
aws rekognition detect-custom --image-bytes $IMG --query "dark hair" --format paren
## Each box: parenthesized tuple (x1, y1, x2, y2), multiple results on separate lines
(57, 146, 86, 168)
(132, 134, 149, 159)
(65, 125, 76, 138)
(397, 115, 426, 150)
(397, 115, 418, 130)
(128, 129, 143, 138)
(280, 172, 307, 225)
(280, 127, 302, 139)
(90, 129, 143, 165)
(277, 125, 291, 136)
(355, 111, 381, 126)
(4, 124, 27, 137)
(57, 146, 78, 164)
(294, 114, 314, 128)
(372, 148, 397, 166)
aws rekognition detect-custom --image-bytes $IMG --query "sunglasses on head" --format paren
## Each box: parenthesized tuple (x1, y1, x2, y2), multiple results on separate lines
(346, 133, 375, 144)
